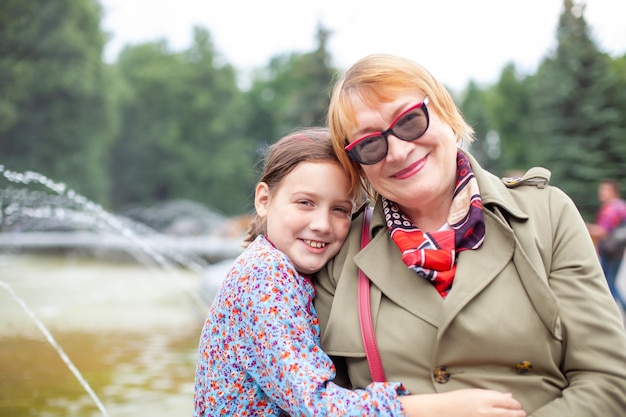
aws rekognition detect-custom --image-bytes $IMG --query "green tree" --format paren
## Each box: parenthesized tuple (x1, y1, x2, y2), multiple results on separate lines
(460, 82, 494, 170)
(486, 63, 536, 175)
(531, 0, 624, 219)
(109, 27, 256, 215)
(0, 0, 116, 203)
(245, 23, 337, 148)
(604, 53, 626, 195)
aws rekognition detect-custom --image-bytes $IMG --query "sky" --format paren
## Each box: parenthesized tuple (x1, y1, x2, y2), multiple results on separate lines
(100, 0, 626, 91)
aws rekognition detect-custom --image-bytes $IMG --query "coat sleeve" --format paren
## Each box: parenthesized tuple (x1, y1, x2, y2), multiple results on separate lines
(530, 186, 626, 417)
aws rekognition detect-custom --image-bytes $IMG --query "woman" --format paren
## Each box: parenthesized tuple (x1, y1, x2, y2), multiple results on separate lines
(314, 54, 626, 417)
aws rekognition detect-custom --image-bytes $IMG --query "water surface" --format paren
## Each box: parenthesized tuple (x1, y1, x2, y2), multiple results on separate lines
(0, 253, 211, 417)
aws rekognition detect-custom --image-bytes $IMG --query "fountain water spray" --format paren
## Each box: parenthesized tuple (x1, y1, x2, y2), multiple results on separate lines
(0, 165, 234, 312)
(1, 165, 243, 415)
(0, 279, 111, 417)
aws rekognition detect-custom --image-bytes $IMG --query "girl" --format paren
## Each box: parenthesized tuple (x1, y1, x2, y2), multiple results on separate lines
(193, 127, 525, 416)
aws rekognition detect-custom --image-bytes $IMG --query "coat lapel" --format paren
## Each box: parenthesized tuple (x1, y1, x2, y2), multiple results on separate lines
(437, 209, 516, 335)
(355, 164, 520, 336)
(355, 225, 444, 328)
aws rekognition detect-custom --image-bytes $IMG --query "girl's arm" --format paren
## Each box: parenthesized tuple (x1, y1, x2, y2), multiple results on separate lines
(236, 258, 407, 415)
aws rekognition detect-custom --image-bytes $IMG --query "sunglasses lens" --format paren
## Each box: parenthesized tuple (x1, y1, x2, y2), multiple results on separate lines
(393, 107, 428, 140)
(353, 135, 387, 165)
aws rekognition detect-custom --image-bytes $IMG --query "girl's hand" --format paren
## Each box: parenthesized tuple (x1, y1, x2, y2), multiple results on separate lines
(400, 389, 526, 417)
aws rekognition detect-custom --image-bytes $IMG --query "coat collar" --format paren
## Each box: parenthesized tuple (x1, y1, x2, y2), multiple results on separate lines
(356, 151, 524, 327)
(356, 200, 516, 329)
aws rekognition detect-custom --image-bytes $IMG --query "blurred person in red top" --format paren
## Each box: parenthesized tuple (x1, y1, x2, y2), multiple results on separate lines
(588, 179, 626, 309)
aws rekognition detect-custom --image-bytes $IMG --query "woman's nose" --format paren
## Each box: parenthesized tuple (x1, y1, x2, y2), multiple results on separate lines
(385, 134, 413, 162)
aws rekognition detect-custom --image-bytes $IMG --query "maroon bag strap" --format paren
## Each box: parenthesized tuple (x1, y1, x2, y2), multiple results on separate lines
(357, 206, 386, 382)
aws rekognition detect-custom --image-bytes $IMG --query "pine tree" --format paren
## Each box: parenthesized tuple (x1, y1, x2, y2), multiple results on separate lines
(532, 0, 625, 218)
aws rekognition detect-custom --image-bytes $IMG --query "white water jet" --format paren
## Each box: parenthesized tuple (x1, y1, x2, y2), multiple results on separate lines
(0, 165, 244, 415)
(0, 279, 111, 417)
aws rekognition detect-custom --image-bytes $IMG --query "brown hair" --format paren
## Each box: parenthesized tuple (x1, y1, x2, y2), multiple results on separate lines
(244, 127, 359, 244)
(327, 54, 475, 196)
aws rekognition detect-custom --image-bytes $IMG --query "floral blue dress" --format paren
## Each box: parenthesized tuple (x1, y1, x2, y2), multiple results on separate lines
(193, 235, 408, 416)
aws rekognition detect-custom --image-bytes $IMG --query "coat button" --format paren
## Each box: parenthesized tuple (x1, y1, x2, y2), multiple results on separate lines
(433, 366, 450, 383)
(516, 360, 533, 374)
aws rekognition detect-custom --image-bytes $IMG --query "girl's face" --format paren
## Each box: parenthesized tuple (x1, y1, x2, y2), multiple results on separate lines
(255, 161, 353, 275)
(348, 93, 458, 221)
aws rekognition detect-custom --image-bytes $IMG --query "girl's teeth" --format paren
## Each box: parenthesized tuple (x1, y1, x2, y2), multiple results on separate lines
(306, 240, 326, 248)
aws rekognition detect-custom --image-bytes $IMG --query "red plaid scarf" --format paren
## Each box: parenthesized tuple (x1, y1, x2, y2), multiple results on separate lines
(383, 152, 485, 298)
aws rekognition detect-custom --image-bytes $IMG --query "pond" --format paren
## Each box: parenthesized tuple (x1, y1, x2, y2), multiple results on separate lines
(0, 252, 229, 417)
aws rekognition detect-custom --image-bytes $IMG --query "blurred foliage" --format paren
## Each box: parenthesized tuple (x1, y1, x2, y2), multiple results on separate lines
(461, 0, 626, 220)
(0, 0, 625, 220)
(531, 0, 626, 217)
(108, 27, 257, 215)
(0, 0, 117, 204)
(245, 24, 336, 144)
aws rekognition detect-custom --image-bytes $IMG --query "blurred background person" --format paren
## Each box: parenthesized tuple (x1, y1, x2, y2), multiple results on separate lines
(588, 179, 626, 309)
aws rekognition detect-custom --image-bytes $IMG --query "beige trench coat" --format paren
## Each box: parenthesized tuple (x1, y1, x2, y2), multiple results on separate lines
(315, 153, 626, 417)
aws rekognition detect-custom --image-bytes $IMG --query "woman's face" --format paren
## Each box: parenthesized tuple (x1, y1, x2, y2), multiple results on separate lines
(348, 93, 459, 219)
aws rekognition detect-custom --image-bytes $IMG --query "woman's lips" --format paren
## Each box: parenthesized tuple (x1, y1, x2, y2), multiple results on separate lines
(392, 155, 427, 180)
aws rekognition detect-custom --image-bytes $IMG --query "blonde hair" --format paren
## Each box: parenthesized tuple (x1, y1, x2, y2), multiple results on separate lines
(327, 54, 475, 196)
(244, 127, 360, 245)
